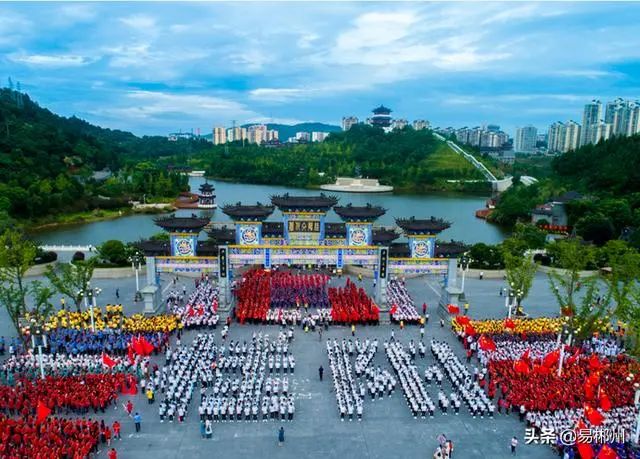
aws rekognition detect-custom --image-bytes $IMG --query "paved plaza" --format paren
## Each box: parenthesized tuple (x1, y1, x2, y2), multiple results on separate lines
(0, 272, 567, 459)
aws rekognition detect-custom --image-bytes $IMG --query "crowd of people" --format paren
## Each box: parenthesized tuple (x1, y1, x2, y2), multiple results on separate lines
(487, 356, 638, 412)
(387, 279, 421, 324)
(0, 353, 133, 382)
(385, 340, 435, 418)
(0, 373, 127, 415)
(0, 415, 100, 458)
(431, 340, 495, 418)
(45, 328, 169, 356)
(167, 281, 220, 329)
(329, 279, 379, 324)
(326, 339, 365, 420)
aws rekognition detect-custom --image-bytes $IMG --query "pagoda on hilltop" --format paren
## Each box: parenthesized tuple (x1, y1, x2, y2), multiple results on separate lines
(371, 105, 392, 128)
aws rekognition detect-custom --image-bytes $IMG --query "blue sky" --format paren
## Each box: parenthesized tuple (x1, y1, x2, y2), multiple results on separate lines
(2, 2, 640, 136)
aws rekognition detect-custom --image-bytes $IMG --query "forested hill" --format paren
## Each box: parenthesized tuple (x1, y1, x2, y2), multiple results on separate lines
(194, 124, 487, 191)
(0, 89, 194, 223)
(491, 134, 640, 247)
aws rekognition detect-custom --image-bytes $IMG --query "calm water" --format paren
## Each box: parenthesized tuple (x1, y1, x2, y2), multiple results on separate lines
(31, 178, 507, 245)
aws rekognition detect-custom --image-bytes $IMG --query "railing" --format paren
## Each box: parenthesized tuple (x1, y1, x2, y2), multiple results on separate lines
(40, 245, 95, 252)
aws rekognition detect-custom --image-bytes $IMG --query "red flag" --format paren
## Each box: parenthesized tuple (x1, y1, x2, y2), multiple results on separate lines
(504, 318, 515, 330)
(127, 344, 135, 365)
(597, 445, 619, 459)
(102, 352, 117, 368)
(478, 335, 497, 352)
(456, 315, 470, 326)
(543, 349, 560, 368)
(514, 360, 530, 374)
(584, 404, 605, 426)
(589, 354, 602, 370)
(447, 304, 460, 314)
(534, 364, 551, 375)
(36, 401, 51, 424)
(576, 420, 595, 459)
(599, 392, 612, 412)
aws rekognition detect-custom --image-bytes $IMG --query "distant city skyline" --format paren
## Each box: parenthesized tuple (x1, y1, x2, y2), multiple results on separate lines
(2, 2, 640, 136)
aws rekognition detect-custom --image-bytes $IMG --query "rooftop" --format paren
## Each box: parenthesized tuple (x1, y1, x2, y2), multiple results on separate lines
(221, 202, 275, 221)
(333, 204, 386, 221)
(270, 193, 338, 211)
(395, 216, 451, 234)
(154, 214, 210, 232)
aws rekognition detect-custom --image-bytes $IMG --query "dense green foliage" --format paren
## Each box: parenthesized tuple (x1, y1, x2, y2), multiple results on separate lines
(491, 135, 640, 247)
(192, 125, 489, 192)
(0, 89, 197, 222)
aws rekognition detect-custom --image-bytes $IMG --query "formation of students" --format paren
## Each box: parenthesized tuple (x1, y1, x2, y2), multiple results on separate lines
(167, 281, 220, 329)
(385, 340, 436, 418)
(387, 279, 421, 324)
(431, 340, 495, 418)
(326, 339, 365, 421)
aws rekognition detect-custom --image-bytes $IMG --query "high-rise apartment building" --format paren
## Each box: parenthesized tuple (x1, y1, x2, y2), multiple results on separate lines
(342, 116, 359, 131)
(514, 126, 538, 153)
(580, 100, 602, 146)
(412, 120, 430, 130)
(213, 126, 226, 145)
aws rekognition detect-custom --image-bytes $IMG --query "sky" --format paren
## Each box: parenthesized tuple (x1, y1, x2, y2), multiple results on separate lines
(1, 2, 640, 137)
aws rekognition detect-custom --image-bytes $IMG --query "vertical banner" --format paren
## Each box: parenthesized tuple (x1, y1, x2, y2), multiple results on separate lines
(218, 247, 228, 278)
(264, 248, 271, 269)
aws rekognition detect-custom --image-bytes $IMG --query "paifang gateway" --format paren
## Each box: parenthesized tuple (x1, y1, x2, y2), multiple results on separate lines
(134, 194, 469, 314)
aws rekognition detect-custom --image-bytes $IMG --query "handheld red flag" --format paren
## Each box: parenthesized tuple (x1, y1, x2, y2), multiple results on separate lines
(584, 404, 605, 426)
(102, 352, 117, 368)
(596, 444, 619, 459)
(36, 401, 51, 424)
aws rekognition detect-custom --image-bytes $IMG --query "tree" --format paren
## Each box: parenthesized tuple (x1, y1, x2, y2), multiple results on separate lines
(45, 259, 96, 312)
(0, 229, 37, 335)
(547, 239, 598, 318)
(97, 240, 129, 266)
(504, 252, 537, 315)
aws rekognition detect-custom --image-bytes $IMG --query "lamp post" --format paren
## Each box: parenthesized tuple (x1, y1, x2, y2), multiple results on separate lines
(27, 319, 48, 380)
(128, 251, 144, 301)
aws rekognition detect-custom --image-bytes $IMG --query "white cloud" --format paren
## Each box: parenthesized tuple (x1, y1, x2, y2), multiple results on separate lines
(10, 53, 95, 67)
(119, 14, 156, 30)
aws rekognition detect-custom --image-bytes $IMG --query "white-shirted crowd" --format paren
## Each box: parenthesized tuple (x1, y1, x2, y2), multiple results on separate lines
(198, 331, 295, 423)
(385, 340, 436, 418)
(167, 282, 220, 329)
(387, 279, 421, 323)
(326, 339, 365, 421)
(431, 340, 495, 418)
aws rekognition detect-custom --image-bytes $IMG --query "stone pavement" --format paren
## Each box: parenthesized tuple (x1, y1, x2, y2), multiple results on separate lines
(0, 272, 567, 459)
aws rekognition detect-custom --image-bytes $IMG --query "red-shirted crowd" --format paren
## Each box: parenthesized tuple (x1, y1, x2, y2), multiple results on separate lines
(0, 373, 128, 416)
(0, 415, 100, 459)
(486, 355, 639, 412)
(329, 278, 379, 324)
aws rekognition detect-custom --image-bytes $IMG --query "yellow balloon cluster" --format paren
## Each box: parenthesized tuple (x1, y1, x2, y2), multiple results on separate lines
(451, 316, 564, 335)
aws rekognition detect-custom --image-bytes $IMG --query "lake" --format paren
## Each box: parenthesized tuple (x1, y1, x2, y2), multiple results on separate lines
(31, 178, 507, 246)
